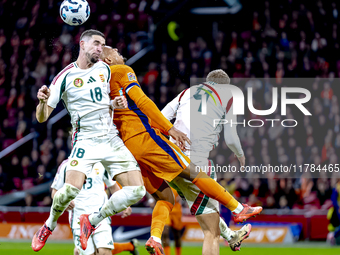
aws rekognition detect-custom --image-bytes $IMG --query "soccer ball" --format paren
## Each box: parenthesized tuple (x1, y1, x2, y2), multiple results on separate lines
(60, 0, 90, 26)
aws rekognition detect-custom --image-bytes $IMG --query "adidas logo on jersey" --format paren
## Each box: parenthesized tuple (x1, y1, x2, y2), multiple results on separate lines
(87, 76, 96, 83)
(107, 240, 113, 246)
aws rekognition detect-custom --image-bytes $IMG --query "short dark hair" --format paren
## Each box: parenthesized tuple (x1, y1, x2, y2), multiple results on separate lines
(80, 29, 105, 41)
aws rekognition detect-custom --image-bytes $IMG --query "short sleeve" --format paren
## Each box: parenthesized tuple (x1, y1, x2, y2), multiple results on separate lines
(48, 65, 73, 108)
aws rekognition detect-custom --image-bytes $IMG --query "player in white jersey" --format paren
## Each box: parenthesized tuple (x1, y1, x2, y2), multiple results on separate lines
(161, 69, 252, 253)
(32, 29, 146, 252)
(51, 160, 139, 255)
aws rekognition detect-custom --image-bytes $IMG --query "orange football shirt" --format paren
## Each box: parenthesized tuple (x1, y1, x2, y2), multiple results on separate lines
(109, 65, 173, 142)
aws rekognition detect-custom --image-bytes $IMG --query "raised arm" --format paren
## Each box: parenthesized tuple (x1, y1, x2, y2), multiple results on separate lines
(36, 85, 54, 123)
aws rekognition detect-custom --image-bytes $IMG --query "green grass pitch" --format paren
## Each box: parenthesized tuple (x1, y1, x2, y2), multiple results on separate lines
(1, 242, 340, 255)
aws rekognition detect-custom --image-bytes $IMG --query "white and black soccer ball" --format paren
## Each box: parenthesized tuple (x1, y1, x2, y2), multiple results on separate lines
(60, 0, 90, 26)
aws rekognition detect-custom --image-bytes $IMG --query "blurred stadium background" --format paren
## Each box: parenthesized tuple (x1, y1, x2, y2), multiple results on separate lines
(1, 0, 340, 253)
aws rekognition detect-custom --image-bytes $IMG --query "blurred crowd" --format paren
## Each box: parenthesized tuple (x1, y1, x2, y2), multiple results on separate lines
(0, 0, 339, 210)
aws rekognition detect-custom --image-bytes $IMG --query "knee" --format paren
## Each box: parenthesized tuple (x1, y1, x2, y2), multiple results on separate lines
(55, 183, 80, 204)
(64, 183, 80, 201)
(125, 186, 146, 204)
(152, 185, 175, 205)
(179, 163, 197, 181)
(135, 185, 146, 200)
(204, 230, 220, 240)
(156, 194, 175, 206)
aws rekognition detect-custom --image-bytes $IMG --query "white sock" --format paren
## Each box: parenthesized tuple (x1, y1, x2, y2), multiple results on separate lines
(46, 184, 80, 230)
(152, 236, 162, 244)
(89, 186, 145, 226)
(219, 217, 235, 241)
(232, 203, 244, 214)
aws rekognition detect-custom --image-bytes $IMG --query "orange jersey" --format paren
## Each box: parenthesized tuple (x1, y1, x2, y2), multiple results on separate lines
(109, 65, 173, 142)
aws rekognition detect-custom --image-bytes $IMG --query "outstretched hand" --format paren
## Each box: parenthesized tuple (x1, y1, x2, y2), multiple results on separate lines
(168, 127, 191, 151)
(111, 96, 128, 109)
(37, 85, 50, 103)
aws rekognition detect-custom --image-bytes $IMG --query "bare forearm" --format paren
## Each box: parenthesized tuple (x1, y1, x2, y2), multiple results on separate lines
(36, 102, 51, 123)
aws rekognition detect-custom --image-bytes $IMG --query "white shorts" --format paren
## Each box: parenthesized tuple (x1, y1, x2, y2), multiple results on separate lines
(72, 221, 114, 255)
(170, 158, 220, 216)
(66, 135, 140, 178)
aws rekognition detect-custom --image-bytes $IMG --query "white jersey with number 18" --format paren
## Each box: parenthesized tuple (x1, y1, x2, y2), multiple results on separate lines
(47, 61, 118, 141)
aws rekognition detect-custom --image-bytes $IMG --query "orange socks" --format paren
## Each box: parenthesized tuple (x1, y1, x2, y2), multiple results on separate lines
(151, 200, 174, 239)
(111, 242, 134, 254)
(176, 247, 181, 255)
(164, 246, 171, 255)
(192, 172, 239, 211)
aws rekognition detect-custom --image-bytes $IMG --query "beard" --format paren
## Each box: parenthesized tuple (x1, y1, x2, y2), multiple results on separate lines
(86, 52, 99, 64)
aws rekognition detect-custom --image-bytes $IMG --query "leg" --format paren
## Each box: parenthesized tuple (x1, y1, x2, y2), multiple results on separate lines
(46, 170, 84, 230)
(121, 131, 188, 255)
(196, 213, 220, 255)
(115, 169, 144, 186)
(168, 205, 182, 255)
(88, 136, 146, 228)
(178, 163, 240, 211)
(81, 136, 146, 250)
(162, 225, 171, 255)
(151, 180, 175, 240)
(219, 217, 235, 241)
(172, 228, 182, 255)
(144, 174, 174, 255)
(88, 170, 145, 227)
(32, 168, 84, 251)
(171, 168, 251, 251)
(178, 163, 262, 221)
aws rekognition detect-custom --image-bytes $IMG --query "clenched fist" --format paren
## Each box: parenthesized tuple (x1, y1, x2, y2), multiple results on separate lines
(111, 96, 128, 109)
(37, 85, 50, 103)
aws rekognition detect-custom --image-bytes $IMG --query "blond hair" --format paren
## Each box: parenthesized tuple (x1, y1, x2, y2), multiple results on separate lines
(206, 69, 230, 84)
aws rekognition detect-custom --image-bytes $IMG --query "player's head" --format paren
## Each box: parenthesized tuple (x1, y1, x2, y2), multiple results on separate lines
(206, 69, 230, 84)
(79, 29, 105, 64)
(101, 46, 126, 66)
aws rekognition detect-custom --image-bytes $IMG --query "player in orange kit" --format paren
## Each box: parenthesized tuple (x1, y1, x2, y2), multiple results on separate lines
(80, 46, 262, 255)
(162, 188, 183, 255)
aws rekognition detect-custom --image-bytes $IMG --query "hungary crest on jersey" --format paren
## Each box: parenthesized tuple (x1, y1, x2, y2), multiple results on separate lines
(73, 78, 84, 88)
